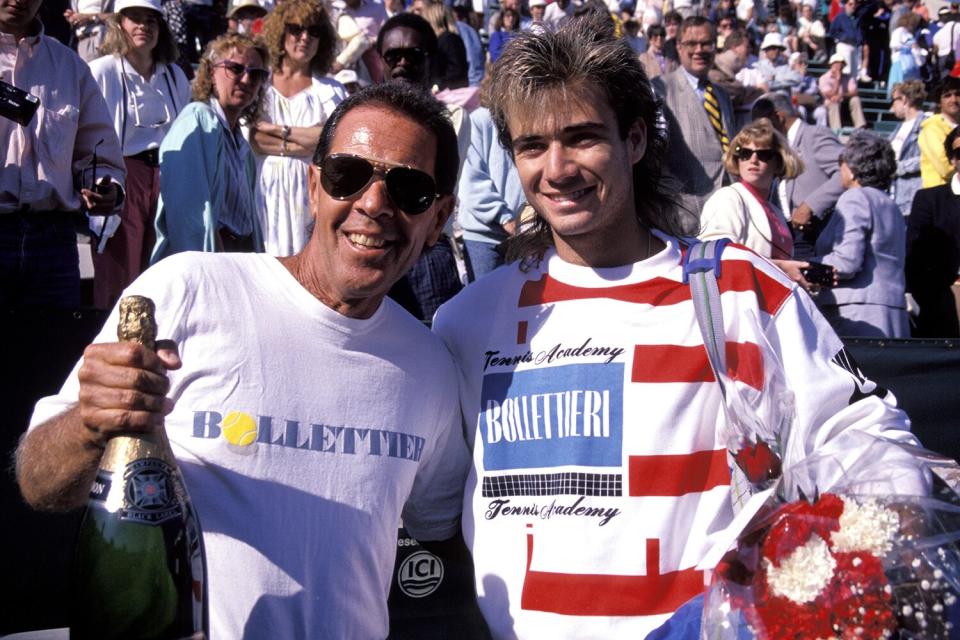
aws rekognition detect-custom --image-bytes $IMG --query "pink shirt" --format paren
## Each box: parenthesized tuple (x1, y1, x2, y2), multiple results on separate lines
(741, 180, 794, 259)
(817, 71, 857, 102)
(0, 23, 124, 213)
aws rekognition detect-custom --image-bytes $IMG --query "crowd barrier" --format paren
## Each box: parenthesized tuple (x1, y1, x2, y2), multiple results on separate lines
(2, 310, 958, 636)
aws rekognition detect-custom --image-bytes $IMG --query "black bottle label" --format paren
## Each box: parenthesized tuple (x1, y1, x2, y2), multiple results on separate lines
(89, 458, 184, 525)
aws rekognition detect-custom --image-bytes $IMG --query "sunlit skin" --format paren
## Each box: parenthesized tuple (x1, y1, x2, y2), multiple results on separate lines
(211, 47, 266, 127)
(0, 0, 42, 39)
(505, 84, 661, 268)
(120, 8, 160, 56)
(284, 23, 319, 67)
(678, 23, 715, 79)
(379, 26, 429, 86)
(737, 144, 778, 195)
(940, 88, 960, 125)
(280, 106, 453, 318)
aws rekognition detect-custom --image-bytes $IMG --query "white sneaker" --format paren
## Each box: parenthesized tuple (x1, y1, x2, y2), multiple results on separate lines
(858, 70, 873, 82)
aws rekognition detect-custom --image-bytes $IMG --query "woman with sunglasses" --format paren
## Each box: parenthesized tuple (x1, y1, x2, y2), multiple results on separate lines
(699, 118, 804, 263)
(152, 33, 270, 263)
(251, 0, 345, 256)
(88, 0, 191, 309)
(814, 131, 909, 338)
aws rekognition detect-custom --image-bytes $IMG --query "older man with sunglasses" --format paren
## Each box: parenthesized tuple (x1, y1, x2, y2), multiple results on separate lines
(16, 82, 470, 638)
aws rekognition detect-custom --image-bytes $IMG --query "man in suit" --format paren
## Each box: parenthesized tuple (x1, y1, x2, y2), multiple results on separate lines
(754, 92, 845, 259)
(907, 126, 960, 338)
(653, 16, 736, 231)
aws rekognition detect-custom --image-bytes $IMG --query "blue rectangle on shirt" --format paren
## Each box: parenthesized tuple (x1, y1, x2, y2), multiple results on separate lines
(479, 364, 624, 471)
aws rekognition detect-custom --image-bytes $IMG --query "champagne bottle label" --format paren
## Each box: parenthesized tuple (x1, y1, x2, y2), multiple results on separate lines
(88, 458, 184, 526)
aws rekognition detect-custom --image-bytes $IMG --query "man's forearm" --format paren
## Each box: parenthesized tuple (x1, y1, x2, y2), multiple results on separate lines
(15, 407, 104, 512)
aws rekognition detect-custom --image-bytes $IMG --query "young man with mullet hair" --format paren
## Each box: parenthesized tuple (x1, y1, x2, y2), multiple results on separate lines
(433, 17, 927, 638)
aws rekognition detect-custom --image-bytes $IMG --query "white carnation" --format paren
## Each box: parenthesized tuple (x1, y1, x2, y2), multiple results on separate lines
(766, 534, 836, 604)
(831, 496, 899, 557)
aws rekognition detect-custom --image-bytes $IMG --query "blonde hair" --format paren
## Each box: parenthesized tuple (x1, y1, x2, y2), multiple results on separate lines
(99, 9, 178, 63)
(724, 117, 804, 179)
(192, 34, 270, 125)
(421, 2, 459, 36)
(260, 0, 336, 74)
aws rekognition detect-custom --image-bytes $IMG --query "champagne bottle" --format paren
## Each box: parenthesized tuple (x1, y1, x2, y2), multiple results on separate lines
(72, 295, 208, 639)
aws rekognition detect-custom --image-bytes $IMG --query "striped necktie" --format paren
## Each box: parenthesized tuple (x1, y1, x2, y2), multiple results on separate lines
(702, 82, 729, 153)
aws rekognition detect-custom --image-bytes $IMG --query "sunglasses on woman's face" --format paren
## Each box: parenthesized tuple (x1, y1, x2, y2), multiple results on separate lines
(215, 61, 269, 83)
(950, 146, 960, 161)
(734, 146, 776, 163)
(286, 23, 323, 38)
(318, 153, 440, 215)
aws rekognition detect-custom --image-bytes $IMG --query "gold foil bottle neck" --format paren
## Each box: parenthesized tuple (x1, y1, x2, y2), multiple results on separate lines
(99, 295, 176, 473)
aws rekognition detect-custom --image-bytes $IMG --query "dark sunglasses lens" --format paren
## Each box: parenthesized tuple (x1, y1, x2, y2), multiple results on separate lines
(223, 61, 244, 75)
(307, 25, 323, 37)
(321, 155, 374, 198)
(384, 48, 424, 66)
(951, 148, 960, 160)
(386, 168, 437, 215)
(249, 68, 269, 82)
(755, 149, 775, 162)
(286, 23, 303, 36)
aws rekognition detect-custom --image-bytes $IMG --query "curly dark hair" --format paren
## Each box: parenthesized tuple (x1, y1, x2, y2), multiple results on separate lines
(375, 13, 438, 56)
(260, 0, 337, 75)
(314, 82, 459, 196)
(487, 14, 684, 264)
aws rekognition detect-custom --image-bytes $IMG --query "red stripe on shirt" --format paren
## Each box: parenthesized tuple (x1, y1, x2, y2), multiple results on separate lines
(517, 259, 792, 315)
(521, 534, 705, 616)
(631, 341, 764, 390)
(628, 449, 731, 497)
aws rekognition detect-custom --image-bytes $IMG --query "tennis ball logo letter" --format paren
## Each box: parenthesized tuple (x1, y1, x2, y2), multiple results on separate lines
(222, 411, 258, 447)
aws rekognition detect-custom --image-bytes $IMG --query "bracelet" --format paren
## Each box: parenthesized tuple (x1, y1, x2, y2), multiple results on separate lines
(281, 139, 288, 156)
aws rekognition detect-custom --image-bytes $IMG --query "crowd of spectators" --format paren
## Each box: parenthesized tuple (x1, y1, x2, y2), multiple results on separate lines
(5, 0, 960, 338)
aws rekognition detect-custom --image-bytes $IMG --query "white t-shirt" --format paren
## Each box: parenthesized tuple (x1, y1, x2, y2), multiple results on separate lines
(31, 252, 469, 639)
(433, 235, 921, 639)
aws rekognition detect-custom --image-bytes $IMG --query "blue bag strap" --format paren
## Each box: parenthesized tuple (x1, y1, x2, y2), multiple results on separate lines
(682, 238, 731, 397)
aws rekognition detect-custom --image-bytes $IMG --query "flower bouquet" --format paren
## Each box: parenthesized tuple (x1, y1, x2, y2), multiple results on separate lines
(701, 446, 960, 639)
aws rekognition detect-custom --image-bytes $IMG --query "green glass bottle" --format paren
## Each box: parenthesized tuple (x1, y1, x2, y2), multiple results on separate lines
(71, 296, 208, 639)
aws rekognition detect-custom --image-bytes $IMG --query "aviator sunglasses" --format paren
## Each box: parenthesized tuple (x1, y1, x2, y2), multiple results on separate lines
(734, 146, 776, 163)
(318, 153, 439, 215)
(215, 61, 270, 83)
(286, 23, 324, 38)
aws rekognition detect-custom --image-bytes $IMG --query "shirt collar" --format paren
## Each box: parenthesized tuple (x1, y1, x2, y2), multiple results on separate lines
(787, 118, 801, 145)
(0, 18, 44, 46)
(681, 66, 706, 91)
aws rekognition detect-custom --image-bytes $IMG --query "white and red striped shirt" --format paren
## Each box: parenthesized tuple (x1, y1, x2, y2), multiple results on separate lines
(433, 232, 920, 639)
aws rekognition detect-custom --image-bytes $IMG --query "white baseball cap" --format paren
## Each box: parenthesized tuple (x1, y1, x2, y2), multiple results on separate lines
(760, 32, 786, 50)
(828, 52, 846, 65)
(529, 0, 547, 7)
(114, 0, 163, 14)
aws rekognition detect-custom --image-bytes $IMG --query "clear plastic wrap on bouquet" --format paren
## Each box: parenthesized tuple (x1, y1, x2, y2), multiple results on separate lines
(701, 446, 960, 639)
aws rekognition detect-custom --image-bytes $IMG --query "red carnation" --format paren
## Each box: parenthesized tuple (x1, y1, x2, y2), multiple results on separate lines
(733, 440, 783, 485)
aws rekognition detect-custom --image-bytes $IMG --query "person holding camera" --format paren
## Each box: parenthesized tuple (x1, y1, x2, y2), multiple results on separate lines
(88, 0, 191, 309)
(813, 131, 909, 338)
(1, 0, 125, 309)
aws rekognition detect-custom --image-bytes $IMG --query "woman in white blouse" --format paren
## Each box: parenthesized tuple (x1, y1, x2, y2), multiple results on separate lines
(250, 0, 346, 256)
(88, 0, 191, 308)
(698, 118, 818, 288)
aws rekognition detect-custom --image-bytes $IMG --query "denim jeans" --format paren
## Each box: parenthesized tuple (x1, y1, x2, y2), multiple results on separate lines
(0, 213, 81, 309)
(463, 239, 504, 282)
